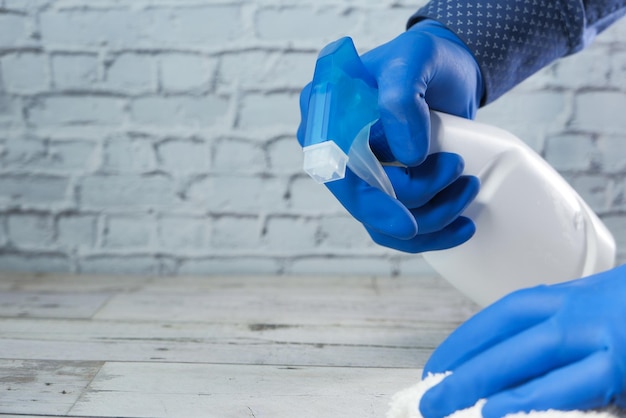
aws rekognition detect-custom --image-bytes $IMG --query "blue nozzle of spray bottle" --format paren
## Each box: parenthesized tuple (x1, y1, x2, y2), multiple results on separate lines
(302, 37, 396, 197)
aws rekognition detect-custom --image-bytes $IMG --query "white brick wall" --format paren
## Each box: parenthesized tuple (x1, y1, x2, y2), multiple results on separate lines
(0, 0, 625, 276)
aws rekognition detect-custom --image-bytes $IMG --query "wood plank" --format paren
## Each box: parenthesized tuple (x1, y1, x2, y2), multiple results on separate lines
(0, 359, 103, 416)
(0, 272, 152, 292)
(0, 273, 442, 293)
(0, 318, 454, 368)
(0, 337, 433, 369)
(0, 273, 472, 417)
(94, 278, 478, 326)
(0, 291, 113, 319)
(0, 274, 478, 325)
(0, 415, 69, 418)
(0, 318, 455, 347)
(68, 362, 422, 418)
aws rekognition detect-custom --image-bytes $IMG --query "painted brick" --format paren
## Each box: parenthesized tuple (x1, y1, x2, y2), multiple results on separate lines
(552, 46, 611, 89)
(79, 255, 162, 275)
(544, 133, 598, 171)
(262, 216, 318, 251)
(597, 135, 626, 173)
(0, 138, 97, 173)
(237, 92, 300, 130)
(211, 215, 260, 249)
(0, 214, 7, 246)
(572, 92, 626, 135)
(212, 138, 265, 174)
(0, 93, 23, 127)
(28, 96, 126, 126)
(610, 178, 626, 212)
(44, 140, 98, 172)
(160, 257, 178, 276)
(0, 253, 70, 273)
(40, 9, 145, 47)
(80, 174, 178, 209)
(56, 214, 97, 249)
(158, 215, 210, 250)
(288, 176, 345, 214)
(104, 215, 154, 249)
(177, 257, 280, 275)
(0, 174, 70, 208)
(270, 52, 318, 88)
(610, 50, 626, 88)
(217, 51, 273, 90)
(0, 14, 30, 47)
(255, 6, 359, 42)
(105, 53, 156, 94)
(570, 175, 611, 214)
(131, 95, 229, 128)
(142, 5, 242, 46)
(51, 53, 99, 90)
(7, 213, 54, 249)
(218, 51, 316, 90)
(3, 1, 56, 13)
(156, 138, 210, 174)
(103, 134, 156, 173)
(1, 53, 48, 93)
(267, 137, 303, 175)
(0, 136, 46, 168)
(601, 215, 626, 261)
(317, 215, 372, 249)
(160, 53, 216, 92)
(2, 2, 626, 276)
(186, 175, 287, 213)
(361, 7, 415, 44)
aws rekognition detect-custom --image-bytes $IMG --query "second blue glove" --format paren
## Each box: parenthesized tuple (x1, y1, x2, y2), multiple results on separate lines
(420, 264, 626, 418)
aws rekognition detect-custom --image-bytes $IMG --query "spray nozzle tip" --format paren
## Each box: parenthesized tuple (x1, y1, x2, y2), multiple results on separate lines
(303, 141, 348, 184)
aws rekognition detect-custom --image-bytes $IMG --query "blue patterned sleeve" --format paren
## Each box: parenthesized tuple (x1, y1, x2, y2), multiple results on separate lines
(408, 0, 626, 104)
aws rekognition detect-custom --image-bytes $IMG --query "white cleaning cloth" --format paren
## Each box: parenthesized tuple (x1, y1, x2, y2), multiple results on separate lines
(387, 372, 625, 418)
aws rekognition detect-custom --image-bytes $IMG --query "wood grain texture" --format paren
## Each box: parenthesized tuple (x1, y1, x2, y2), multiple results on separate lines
(69, 362, 423, 418)
(0, 273, 478, 417)
(0, 359, 102, 415)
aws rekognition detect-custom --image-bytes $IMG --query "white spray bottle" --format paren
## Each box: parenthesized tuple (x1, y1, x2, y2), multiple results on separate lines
(301, 37, 616, 307)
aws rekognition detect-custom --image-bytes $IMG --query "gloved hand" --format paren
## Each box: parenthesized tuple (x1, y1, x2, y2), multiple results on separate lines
(297, 20, 483, 253)
(420, 264, 626, 418)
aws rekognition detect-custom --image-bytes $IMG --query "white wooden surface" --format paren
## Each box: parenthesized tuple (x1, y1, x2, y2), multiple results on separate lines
(0, 273, 479, 418)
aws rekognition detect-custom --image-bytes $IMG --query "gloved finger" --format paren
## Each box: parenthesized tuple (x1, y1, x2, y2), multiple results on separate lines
(366, 216, 475, 253)
(325, 168, 418, 240)
(296, 83, 313, 146)
(482, 351, 621, 418)
(420, 316, 597, 418)
(423, 286, 563, 376)
(385, 152, 466, 209)
(375, 66, 430, 166)
(361, 36, 433, 166)
(409, 175, 479, 234)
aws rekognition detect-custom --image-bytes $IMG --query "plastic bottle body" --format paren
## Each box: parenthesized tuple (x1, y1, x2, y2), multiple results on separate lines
(423, 112, 616, 306)
(301, 36, 616, 307)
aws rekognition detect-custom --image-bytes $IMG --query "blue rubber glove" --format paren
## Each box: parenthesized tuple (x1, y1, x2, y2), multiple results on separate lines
(420, 264, 626, 418)
(297, 20, 483, 253)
